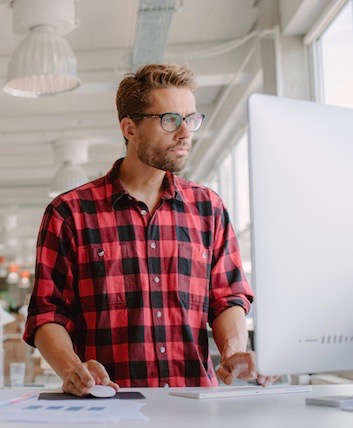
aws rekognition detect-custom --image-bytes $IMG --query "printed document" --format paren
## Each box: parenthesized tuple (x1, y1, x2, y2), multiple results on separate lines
(0, 394, 148, 423)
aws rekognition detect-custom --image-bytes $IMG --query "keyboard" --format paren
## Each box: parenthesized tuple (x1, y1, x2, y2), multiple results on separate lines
(169, 384, 312, 399)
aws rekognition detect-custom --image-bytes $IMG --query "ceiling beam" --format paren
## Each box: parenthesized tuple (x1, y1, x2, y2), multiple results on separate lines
(0, 39, 257, 86)
(279, 0, 333, 35)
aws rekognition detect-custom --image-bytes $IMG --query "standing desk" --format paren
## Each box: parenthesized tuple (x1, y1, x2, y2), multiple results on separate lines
(1, 384, 353, 427)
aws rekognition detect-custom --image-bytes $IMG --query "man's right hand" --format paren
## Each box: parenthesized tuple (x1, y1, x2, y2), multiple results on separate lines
(62, 360, 119, 396)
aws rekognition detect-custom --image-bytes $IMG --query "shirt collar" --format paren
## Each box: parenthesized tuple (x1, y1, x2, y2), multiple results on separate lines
(107, 158, 181, 209)
(107, 158, 129, 209)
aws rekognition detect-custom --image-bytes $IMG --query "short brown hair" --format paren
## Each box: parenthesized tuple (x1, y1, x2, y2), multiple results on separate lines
(115, 63, 197, 121)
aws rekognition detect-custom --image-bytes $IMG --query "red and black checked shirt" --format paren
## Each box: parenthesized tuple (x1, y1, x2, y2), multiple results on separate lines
(24, 158, 253, 387)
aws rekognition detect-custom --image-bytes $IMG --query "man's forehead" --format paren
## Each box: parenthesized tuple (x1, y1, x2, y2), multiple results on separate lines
(148, 87, 196, 110)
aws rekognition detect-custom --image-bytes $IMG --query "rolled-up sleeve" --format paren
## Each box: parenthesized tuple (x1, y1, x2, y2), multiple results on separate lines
(208, 203, 253, 326)
(23, 202, 77, 347)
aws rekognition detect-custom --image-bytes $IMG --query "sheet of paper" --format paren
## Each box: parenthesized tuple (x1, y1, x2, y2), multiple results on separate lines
(0, 396, 149, 423)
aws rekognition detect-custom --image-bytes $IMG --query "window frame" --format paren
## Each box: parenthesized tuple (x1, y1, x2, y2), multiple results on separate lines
(305, 0, 352, 103)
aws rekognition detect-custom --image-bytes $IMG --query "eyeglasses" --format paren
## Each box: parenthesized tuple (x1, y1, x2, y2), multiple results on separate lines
(128, 112, 205, 132)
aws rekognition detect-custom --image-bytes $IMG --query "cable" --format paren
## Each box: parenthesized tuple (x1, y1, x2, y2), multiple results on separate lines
(165, 30, 260, 60)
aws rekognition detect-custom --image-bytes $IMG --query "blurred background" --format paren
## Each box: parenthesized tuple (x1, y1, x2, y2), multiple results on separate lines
(0, 0, 352, 386)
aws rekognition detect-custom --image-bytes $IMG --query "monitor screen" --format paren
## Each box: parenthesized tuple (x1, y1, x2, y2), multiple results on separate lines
(248, 93, 353, 376)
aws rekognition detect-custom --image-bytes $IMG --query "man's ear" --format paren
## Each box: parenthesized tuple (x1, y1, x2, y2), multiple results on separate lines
(120, 117, 137, 142)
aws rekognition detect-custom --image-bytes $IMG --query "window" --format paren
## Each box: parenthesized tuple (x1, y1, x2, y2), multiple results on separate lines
(218, 151, 235, 226)
(233, 133, 250, 235)
(201, 131, 251, 276)
(310, 0, 353, 107)
(233, 133, 251, 275)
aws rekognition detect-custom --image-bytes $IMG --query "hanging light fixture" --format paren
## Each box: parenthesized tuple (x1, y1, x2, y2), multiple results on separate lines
(0, 213, 18, 250)
(49, 161, 89, 199)
(3, 0, 80, 98)
(48, 139, 90, 198)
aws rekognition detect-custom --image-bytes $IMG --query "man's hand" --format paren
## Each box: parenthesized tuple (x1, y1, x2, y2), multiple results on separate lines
(62, 360, 119, 396)
(216, 350, 279, 387)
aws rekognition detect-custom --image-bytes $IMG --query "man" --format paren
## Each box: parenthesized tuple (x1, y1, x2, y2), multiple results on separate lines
(24, 64, 277, 396)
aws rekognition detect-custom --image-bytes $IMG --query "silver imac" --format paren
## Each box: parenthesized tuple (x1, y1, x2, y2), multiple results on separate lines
(248, 93, 353, 376)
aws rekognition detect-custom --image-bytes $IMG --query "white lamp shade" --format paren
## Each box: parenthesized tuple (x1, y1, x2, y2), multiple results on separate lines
(3, 25, 80, 98)
(0, 228, 18, 249)
(48, 161, 89, 198)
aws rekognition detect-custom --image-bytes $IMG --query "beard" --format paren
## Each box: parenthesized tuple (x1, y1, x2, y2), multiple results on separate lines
(137, 136, 191, 173)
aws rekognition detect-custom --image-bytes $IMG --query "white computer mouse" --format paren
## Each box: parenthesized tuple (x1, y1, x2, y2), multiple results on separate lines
(89, 385, 117, 398)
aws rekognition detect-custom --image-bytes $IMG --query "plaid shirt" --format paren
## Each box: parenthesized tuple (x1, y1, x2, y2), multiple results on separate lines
(24, 158, 253, 387)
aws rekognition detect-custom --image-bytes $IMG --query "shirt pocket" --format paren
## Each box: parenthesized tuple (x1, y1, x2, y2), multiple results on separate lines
(177, 242, 211, 309)
(77, 243, 127, 310)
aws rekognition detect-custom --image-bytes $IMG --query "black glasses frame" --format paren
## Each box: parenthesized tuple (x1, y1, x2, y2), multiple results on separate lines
(128, 112, 205, 132)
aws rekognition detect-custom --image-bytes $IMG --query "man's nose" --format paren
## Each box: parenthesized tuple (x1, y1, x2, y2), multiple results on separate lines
(175, 120, 192, 139)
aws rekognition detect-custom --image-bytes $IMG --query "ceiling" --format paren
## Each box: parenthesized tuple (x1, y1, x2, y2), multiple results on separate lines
(0, 0, 262, 269)
(0, 0, 339, 273)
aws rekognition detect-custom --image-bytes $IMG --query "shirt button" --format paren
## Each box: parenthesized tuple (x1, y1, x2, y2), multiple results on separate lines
(150, 242, 157, 249)
(156, 311, 162, 318)
(154, 277, 160, 283)
(98, 250, 105, 257)
(202, 252, 208, 259)
(160, 346, 166, 353)
(141, 209, 147, 216)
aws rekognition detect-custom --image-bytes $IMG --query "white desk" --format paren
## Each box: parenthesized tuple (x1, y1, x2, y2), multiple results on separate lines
(1, 384, 353, 427)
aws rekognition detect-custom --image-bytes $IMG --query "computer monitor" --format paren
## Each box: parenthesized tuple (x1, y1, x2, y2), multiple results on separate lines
(248, 93, 353, 376)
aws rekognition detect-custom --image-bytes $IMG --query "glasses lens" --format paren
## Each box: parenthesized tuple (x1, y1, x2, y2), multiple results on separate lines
(161, 113, 182, 131)
(186, 113, 204, 131)
(160, 112, 204, 132)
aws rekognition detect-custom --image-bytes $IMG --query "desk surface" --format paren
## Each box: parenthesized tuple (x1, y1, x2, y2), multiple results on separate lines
(1, 384, 353, 427)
